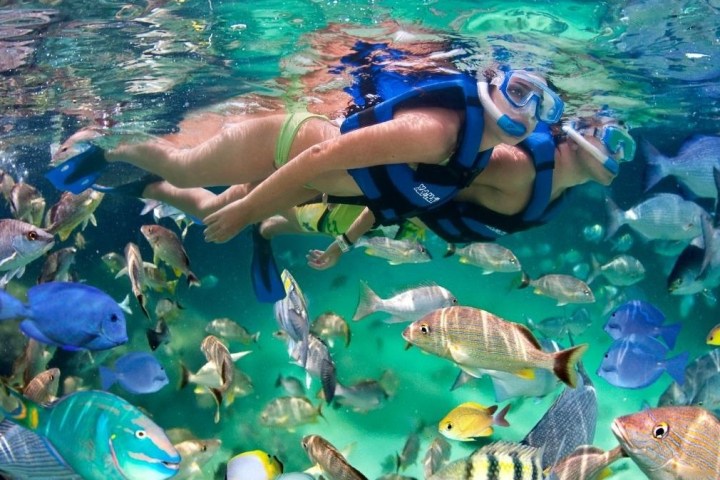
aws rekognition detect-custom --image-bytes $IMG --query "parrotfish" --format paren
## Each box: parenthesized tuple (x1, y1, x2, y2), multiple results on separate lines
(0, 389, 181, 480)
(402, 306, 588, 388)
(0, 281, 128, 351)
(612, 405, 720, 479)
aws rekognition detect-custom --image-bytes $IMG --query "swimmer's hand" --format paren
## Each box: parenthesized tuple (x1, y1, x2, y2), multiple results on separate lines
(307, 245, 342, 270)
(203, 200, 248, 243)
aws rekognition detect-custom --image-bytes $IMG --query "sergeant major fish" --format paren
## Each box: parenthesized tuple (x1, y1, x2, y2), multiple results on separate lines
(403, 306, 588, 388)
(428, 441, 544, 480)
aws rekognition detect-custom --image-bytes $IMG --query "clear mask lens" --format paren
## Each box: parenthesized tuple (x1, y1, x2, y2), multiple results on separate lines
(601, 125, 636, 163)
(498, 71, 564, 123)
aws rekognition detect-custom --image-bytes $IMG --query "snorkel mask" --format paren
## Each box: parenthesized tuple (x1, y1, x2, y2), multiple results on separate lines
(478, 69, 564, 137)
(562, 120, 636, 175)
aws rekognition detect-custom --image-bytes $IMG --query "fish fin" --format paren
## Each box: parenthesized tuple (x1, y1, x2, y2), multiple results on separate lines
(515, 368, 535, 380)
(98, 366, 116, 390)
(320, 359, 336, 404)
(0, 252, 18, 269)
(250, 224, 285, 302)
(18, 321, 57, 347)
(641, 139, 668, 192)
(138, 294, 150, 319)
(88, 214, 97, 227)
(556, 301, 568, 307)
(186, 272, 201, 288)
(114, 266, 128, 279)
(664, 351, 689, 385)
(597, 467, 613, 480)
(493, 403, 511, 427)
(179, 363, 190, 389)
(0, 290, 28, 321)
(552, 343, 589, 388)
(44, 144, 108, 194)
(208, 387, 222, 423)
(172, 267, 182, 278)
(353, 281, 381, 321)
(660, 323, 682, 349)
(451, 370, 474, 390)
(444, 243, 457, 258)
(604, 196, 625, 240)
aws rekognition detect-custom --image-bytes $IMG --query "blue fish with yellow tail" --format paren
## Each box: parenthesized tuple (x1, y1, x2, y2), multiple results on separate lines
(0, 281, 127, 350)
(1, 388, 180, 480)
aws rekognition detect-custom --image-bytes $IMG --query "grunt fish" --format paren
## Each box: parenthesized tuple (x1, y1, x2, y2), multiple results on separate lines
(520, 273, 595, 306)
(140, 224, 200, 286)
(353, 282, 457, 323)
(451, 242, 521, 274)
(44, 190, 104, 242)
(302, 434, 368, 480)
(0, 219, 54, 286)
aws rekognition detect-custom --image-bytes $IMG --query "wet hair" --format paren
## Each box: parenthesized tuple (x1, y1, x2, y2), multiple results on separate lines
(550, 109, 626, 143)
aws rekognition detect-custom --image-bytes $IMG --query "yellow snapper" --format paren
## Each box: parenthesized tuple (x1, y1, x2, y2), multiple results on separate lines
(302, 434, 368, 480)
(546, 445, 623, 480)
(612, 405, 720, 479)
(44, 190, 104, 241)
(428, 441, 543, 480)
(402, 306, 588, 388)
(226, 450, 283, 480)
(438, 402, 511, 441)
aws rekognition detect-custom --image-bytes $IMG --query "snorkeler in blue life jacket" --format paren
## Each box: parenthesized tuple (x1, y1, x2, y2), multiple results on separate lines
(45, 63, 562, 300)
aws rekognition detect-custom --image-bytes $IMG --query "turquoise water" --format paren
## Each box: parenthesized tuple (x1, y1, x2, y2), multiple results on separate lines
(1, 0, 720, 479)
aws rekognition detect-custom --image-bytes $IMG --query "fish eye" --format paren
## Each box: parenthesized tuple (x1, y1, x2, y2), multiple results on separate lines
(201, 444, 207, 452)
(135, 430, 147, 439)
(653, 422, 669, 439)
(451, 298, 458, 305)
(445, 422, 453, 431)
(110, 314, 119, 322)
(420, 323, 430, 334)
(26, 230, 39, 241)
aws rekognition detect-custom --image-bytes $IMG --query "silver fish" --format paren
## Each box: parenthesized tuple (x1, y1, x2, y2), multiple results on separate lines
(9, 182, 45, 227)
(396, 430, 420, 472)
(118, 242, 149, 318)
(37, 247, 76, 284)
(354, 237, 431, 265)
(605, 194, 704, 241)
(200, 335, 234, 423)
(452, 242, 521, 273)
(205, 318, 259, 344)
(658, 349, 720, 416)
(275, 374, 305, 397)
(588, 254, 645, 286)
(101, 252, 125, 275)
(333, 379, 388, 412)
(522, 366, 598, 469)
(423, 436, 451, 479)
(0, 219, 54, 286)
(521, 273, 595, 306)
(288, 333, 337, 403)
(44, 190, 104, 242)
(353, 282, 457, 323)
(261, 397, 322, 429)
(274, 269, 310, 367)
(142, 262, 177, 294)
(311, 311, 351, 347)
(0, 169, 16, 202)
(140, 224, 200, 286)
(612, 406, 720, 479)
(525, 309, 592, 339)
(173, 438, 222, 480)
(302, 434, 368, 480)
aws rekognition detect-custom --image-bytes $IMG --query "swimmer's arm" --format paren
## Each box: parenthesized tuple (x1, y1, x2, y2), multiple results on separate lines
(307, 207, 376, 270)
(203, 112, 457, 243)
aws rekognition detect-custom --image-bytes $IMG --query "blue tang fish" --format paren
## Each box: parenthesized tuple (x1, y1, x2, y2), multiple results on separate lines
(598, 333, 688, 389)
(605, 300, 681, 348)
(100, 351, 169, 394)
(1, 389, 181, 480)
(0, 281, 127, 350)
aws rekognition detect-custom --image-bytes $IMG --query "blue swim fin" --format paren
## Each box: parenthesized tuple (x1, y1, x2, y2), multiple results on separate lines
(45, 144, 108, 194)
(251, 225, 286, 303)
(93, 173, 163, 198)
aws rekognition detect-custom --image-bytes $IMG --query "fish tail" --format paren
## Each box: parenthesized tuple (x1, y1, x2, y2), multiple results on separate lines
(443, 243, 457, 258)
(587, 254, 601, 285)
(494, 403, 511, 427)
(252, 332, 261, 343)
(604, 196, 624, 240)
(552, 343, 589, 388)
(179, 363, 190, 389)
(642, 139, 669, 192)
(660, 322, 682, 349)
(208, 387, 222, 424)
(353, 281, 381, 321)
(138, 294, 150, 319)
(187, 272, 201, 288)
(0, 290, 28, 321)
(664, 351, 689, 385)
(98, 366, 116, 390)
(514, 271, 531, 290)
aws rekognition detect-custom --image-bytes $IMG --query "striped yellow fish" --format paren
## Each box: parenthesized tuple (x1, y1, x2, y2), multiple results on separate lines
(428, 441, 544, 479)
(612, 405, 720, 479)
(402, 306, 588, 388)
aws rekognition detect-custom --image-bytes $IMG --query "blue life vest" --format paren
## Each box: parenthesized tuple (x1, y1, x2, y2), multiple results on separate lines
(337, 73, 492, 225)
(418, 122, 569, 243)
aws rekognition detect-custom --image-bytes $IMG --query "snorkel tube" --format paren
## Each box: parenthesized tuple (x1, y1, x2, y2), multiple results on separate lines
(562, 124, 620, 175)
(478, 80, 527, 137)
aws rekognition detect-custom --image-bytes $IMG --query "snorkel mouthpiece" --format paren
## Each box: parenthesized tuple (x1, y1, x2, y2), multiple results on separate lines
(478, 81, 527, 137)
(562, 124, 620, 175)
